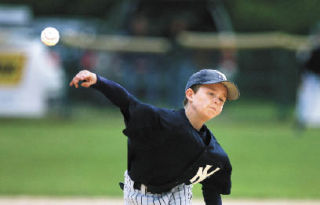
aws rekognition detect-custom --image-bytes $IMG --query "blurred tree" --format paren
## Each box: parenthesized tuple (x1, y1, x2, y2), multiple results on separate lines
(0, 0, 117, 17)
(225, 0, 320, 34)
(2, 0, 320, 34)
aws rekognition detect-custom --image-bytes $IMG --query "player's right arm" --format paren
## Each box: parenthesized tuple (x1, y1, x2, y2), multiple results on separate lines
(70, 70, 163, 143)
(69, 70, 137, 110)
(69, 70, 97, 88)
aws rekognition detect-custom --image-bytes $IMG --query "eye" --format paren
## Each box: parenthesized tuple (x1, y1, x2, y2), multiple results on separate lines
(219, 98, 225, 103)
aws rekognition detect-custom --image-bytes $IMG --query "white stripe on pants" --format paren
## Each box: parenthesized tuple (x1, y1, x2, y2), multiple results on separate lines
(124, 171, 193, 205)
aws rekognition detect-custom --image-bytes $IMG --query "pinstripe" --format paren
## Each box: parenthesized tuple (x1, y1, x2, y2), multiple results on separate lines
(124, 171, 195, 205)
(163, 193, 169, 205)
(129, 191, 135, 205)
(133, 186, 139, 205)
(130, 185, 136, 205)
(129, 190, 135, 204)
(183, 185, 186, 205)
(126, 175, 132, 205)
(130, 182, 135, 205)
(167, 193, 171, 204)
(163, 193, 168, 205)
(159, 193, 164, 205)
(180, 186, 183, 205)
(171, 188, 176, 205)
(127, 184, 132, 205)
(130, 188, 136, 205)
(157, 195, 162, 205)
(147, 194, 149, 205)
(189, 185, 193, 203)
(128, 172, 135, 205)
(135, 190, 140, 205)
(130, 191, 134, 205)
(178, 186, 182, 205)
(164, 193, 169, 204)
(125, 173, 132, 205)
(172, 192, 176, 204)
(168, 193, 172, 205)
(125, 172, 137, 205)
(156, 195, 160, 205)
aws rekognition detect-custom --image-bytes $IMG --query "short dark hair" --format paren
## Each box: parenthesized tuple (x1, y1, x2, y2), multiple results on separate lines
(183, 84, 201, 106)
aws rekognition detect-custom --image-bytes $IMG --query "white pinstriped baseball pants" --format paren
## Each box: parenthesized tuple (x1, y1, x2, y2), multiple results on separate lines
(124, 171, 193, 205)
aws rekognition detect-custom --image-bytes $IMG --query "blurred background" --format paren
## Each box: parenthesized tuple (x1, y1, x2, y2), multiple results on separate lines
(0, 0, 320, 202)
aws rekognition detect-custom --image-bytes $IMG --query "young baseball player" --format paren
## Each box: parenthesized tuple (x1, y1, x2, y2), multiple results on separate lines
(69, 69, 240, 205)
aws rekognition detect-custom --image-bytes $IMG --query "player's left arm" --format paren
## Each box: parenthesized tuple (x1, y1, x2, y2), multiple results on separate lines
(201, 183, 222, 205)
(201, 164, 232, 205)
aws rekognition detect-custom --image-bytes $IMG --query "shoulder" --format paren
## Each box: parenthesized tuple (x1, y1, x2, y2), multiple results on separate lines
(201, 128, 230, 163)
(157, 108, 189, 129)
(127, 103, 179, 125)
(127, 102, 161, 126)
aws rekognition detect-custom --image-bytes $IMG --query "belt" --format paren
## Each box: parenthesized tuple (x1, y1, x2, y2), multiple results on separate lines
(119, 181, 160, 194)
(133, 182, 151, 194)
(133, 182, 173, 194)
(120, 177, 178, 194)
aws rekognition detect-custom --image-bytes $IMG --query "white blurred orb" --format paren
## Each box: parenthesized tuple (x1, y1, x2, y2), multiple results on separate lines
(41, 27, 60, 46)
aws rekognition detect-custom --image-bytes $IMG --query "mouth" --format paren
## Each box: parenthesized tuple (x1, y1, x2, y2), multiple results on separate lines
(209, 107, 217, 111)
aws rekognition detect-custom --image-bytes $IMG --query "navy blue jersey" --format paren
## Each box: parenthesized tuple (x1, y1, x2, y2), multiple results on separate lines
(92, 75, 232, 204)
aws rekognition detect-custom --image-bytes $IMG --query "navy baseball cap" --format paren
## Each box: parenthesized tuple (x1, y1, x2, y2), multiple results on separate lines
(185, 69, 240, 100)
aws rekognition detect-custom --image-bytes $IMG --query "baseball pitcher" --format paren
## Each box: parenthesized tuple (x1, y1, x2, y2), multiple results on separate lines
(69, 69, 240, 205)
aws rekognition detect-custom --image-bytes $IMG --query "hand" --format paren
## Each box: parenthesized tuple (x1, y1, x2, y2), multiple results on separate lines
(69, 70, 97, 88)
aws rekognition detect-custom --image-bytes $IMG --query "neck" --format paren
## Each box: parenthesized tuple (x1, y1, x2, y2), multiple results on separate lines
(184, 105, 205, 131)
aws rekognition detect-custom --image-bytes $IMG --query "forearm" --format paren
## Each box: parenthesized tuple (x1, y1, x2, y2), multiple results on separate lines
(201, 163, 232, 205)
(91, 75, 136, 109)
(204, 193, 222, 205)
(202, 186, 222, 205)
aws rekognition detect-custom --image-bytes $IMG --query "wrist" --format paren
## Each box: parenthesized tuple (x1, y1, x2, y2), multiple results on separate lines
(93, 73, 97, 85)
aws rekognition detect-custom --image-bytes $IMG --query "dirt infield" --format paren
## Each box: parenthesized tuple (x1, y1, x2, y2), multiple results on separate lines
(0, 197, 319, 205)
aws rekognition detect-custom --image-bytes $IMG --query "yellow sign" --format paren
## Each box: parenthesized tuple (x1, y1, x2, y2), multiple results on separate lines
(0, 53, 26, 85)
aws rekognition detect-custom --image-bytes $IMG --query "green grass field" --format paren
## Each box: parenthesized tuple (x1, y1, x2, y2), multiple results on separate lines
(0, 101, 319, 199)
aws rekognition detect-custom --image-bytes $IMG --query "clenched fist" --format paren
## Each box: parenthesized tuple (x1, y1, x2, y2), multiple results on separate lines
(69, 70, 97, 88)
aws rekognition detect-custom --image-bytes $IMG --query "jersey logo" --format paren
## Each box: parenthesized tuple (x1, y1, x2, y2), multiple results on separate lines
(190, 165, 220, 184)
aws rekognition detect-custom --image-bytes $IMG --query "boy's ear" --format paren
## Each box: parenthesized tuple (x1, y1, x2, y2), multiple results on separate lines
(185, 88, 194, 102)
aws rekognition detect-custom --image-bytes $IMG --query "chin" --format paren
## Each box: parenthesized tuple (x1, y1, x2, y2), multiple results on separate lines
(208, 114, 217, 120)
(204, 112, 217, 120)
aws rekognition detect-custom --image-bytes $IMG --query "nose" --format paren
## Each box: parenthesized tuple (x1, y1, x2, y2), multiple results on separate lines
(212, 96, 223, 105)
(211, 97, 219, 106)
(212, 95, 219, 103)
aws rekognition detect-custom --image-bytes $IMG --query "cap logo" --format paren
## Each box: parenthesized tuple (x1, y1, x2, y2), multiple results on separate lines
(215, 70, 227, 81)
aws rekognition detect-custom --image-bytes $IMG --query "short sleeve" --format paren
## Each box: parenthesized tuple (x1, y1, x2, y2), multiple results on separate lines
(201, 162, 232, 195)
(122, 102, 166, 146)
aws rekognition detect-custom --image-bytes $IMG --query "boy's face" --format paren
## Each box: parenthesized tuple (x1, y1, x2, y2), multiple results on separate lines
(187, 83, 227, 121)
